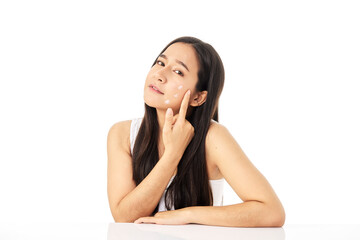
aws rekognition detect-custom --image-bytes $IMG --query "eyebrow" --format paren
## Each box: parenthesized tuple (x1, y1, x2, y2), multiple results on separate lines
(159, 54, 190, 72)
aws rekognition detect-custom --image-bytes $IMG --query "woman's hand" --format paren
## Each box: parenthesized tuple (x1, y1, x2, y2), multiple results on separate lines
(134, 208, 190, 225)
(163, 90, 194, 160)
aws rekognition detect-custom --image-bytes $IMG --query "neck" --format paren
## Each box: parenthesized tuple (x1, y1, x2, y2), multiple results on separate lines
(156, 108, 167, 135)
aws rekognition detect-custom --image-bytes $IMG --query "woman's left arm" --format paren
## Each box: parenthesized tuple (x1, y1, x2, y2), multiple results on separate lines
(135, 123, 285, 227)
(190, 122, 285, 227)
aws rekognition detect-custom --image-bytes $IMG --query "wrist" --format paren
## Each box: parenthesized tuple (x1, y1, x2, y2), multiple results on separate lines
(181, 207, 194, 224)
(163, 149, 182, 162)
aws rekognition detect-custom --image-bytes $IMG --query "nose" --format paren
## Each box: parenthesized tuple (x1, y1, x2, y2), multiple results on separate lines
(154, 68, 168, 84)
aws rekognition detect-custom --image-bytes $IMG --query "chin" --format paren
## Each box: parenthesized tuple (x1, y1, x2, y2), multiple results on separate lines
(144, 97, 162, 109)
(143, 93, 177, 110)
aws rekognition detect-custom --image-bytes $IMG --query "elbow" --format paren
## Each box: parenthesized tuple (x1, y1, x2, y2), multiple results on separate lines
(111, 205, 136, 223)
(112, 203, 146, 223)
(114, 216, 134, 223)
(271, 212, 285, 227)
(112, 211, 138, 223)
(113, 210, 137, 223)
(269, 205, 286, 227)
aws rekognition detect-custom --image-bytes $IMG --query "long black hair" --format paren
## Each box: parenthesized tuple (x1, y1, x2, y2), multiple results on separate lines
(132, 36, 225, 215)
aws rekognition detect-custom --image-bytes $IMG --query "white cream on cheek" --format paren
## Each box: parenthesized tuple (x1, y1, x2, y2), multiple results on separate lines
(166, 85, 183, 104)
(174, 85, 183, 98)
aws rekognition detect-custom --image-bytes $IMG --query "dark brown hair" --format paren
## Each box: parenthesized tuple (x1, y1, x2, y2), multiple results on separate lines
(132, 36, 225, 215)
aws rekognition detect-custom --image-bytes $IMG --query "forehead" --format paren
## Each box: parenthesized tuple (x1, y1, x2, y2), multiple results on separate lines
(163, 42, 199, 72)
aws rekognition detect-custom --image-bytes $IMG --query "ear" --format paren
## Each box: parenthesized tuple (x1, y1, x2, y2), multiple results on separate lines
(189, 90, 208, 107)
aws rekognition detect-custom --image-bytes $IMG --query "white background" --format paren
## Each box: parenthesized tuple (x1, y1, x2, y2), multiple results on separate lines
(0, 0, 359, 225)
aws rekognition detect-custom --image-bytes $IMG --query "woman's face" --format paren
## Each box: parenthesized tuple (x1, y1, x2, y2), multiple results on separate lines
(144, 42, 200, 112)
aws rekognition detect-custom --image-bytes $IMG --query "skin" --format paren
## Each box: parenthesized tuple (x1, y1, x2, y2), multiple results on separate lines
(143, 42, 207, 152)
(107, 42, 285, 227)
(143, 42, 201, 112)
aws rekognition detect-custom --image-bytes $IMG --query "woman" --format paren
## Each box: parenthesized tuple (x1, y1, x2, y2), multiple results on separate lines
(107, 36, 285, 227)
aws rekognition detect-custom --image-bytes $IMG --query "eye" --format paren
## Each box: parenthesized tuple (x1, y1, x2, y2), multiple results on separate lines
(174, 70, 184, 76)
(157, 60, 165, 66)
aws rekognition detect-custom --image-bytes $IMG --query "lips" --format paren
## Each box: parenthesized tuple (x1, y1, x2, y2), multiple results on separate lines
(149, 84, 164, 94)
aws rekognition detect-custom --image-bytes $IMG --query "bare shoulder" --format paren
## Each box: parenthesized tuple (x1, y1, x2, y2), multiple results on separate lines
(205, 120, 232, 171)
(107, 120, 132, 154)
(206, 120, 234, 153)
(205, 120, 243, 168)
(206, 120, 231, 142)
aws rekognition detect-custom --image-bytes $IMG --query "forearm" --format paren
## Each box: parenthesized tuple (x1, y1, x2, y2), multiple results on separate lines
(115, 152, 179, 222)
(184, 201, 285, 227)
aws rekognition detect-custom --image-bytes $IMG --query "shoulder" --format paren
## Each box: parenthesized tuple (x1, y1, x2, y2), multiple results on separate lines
(206, 120, 232, 146)
(107, 120, 132, 154)
(107, 120, 132, 138)
(205, 120, 238, 166)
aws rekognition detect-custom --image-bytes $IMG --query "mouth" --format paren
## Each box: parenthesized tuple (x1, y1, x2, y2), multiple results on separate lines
(149, 84, 164, 94)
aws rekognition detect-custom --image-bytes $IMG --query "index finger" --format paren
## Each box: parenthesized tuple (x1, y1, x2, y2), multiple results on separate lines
(178, 89, 191, 120)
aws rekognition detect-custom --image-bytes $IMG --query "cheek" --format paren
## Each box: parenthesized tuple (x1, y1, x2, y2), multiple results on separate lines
(169, 84, 185, 98)
(164, 83, 194, 107)
(144, 72, 152, 87)
(164, 84, 187, 105)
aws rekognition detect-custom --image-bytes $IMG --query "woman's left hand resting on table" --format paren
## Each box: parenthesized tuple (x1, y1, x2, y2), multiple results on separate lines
(134, 209, 189, 225)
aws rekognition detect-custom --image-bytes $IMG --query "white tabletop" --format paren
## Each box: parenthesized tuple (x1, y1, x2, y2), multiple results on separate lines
(0, 223, 359, 239)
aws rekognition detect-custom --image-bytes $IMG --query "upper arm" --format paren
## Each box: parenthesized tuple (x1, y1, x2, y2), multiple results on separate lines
(206, 123, 282, 207)
(107, 120, 136, 219)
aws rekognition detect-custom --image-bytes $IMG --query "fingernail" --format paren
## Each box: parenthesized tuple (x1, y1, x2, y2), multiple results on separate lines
(166, 108, 172, 115)
(187, 90, 191, 95)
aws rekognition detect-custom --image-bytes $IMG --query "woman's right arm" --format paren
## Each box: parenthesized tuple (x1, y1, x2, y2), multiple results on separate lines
(107, 90, 193, 222)
(107, 121, 181, 223)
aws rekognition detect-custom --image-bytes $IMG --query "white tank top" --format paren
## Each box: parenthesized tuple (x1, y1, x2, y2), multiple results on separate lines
(129, 117, 224, 212)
